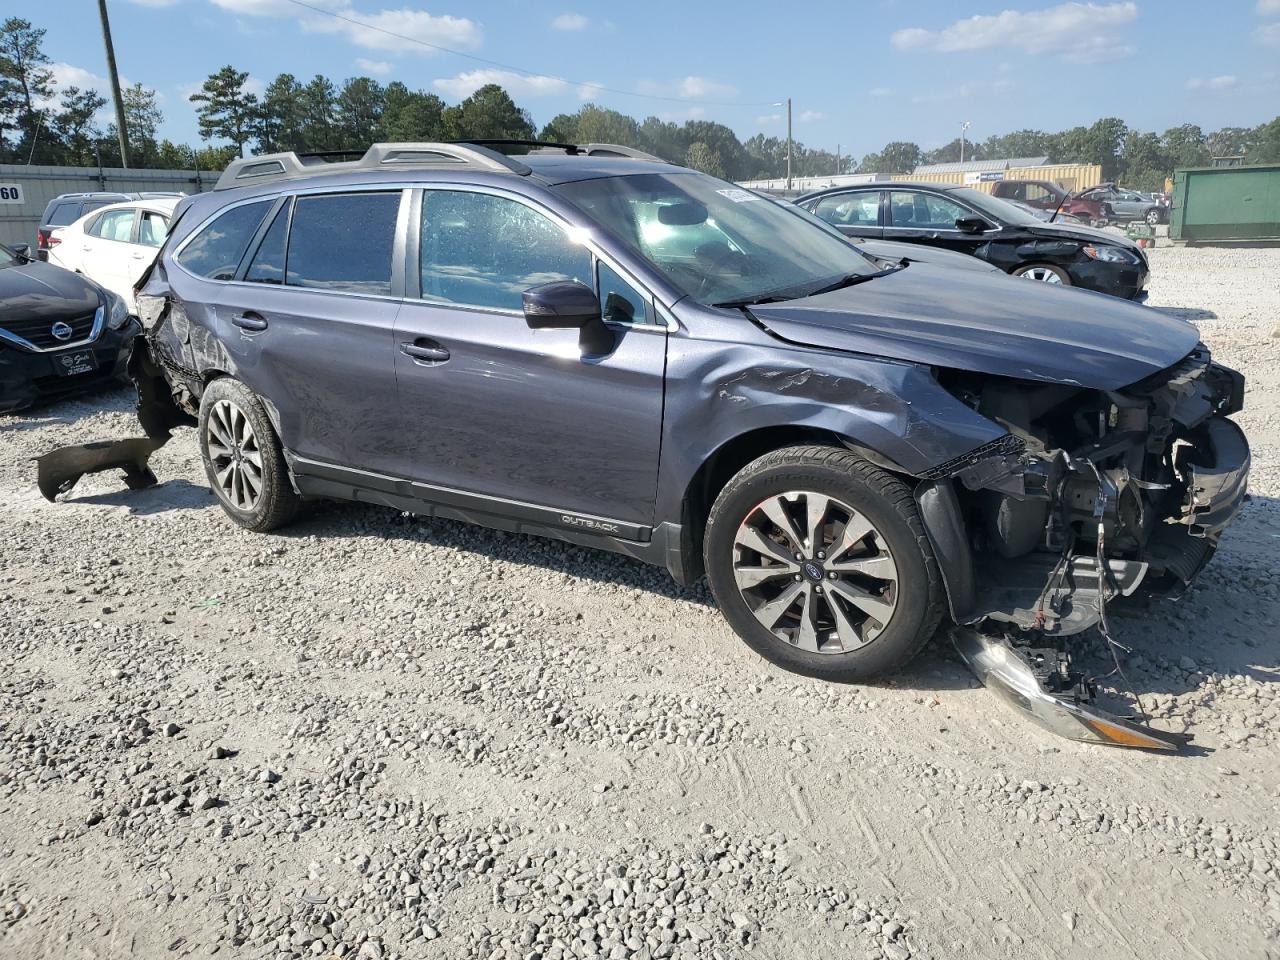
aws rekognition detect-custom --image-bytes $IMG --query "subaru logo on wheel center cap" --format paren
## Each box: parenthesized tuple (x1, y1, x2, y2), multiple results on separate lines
(802, 561, 824, 581)
(50, 321, 73, 341)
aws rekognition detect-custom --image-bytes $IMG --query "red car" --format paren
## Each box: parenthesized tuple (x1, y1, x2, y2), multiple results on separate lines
(990, 180, 1107, 225)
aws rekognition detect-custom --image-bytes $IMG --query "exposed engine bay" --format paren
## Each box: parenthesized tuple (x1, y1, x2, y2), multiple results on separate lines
(927, 343, 1250, 749)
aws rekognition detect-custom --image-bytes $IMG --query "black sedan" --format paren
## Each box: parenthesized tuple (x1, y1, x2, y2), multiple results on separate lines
(0, 243, 139, 413)
(795, 181, 1149, 300)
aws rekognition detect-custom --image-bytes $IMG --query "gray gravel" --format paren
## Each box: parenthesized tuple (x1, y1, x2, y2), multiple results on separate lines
(2, 245, 1279, 959)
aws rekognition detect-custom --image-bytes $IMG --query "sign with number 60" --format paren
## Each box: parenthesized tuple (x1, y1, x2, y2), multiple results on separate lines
(0, 184, 25, 204)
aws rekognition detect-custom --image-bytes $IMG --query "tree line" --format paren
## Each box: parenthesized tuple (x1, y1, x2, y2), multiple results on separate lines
(3, 16, 1278, 190)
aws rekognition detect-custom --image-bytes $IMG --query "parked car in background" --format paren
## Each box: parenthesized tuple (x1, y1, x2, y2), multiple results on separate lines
(797, 181, 1149, 299)
(0, 242, 138, 412)
(989, 180, 1108, 225)
(1005, 198, 1086, 225)
(36, 191, 184, 261)
(1073, 184, 1165, 224)
(48, 197, 181, 312)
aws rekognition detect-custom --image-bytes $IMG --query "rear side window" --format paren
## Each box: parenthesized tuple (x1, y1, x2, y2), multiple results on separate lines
(139, 211, 169, 247)
(46, 202, 81, 226)
(176, 200, 272, 280)
(286, 193, 399, 295)
(812, 192, 880, 226)
(245, 200, 290, 285)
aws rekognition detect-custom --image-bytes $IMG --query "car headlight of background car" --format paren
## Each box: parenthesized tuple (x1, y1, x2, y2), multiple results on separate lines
(104, 290, 131, 330)
(1082, 244, 1141, 264)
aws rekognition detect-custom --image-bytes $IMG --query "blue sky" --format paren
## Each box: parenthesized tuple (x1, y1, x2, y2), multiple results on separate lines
(42, 0, 1280, 157)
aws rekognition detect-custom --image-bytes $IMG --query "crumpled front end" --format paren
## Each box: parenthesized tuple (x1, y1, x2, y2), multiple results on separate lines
(921, 343, 1249, 748)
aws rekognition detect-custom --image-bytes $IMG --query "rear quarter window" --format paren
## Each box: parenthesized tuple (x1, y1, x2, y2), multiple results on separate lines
(45, 202, 81, 226)
(175, 200, 274, 281)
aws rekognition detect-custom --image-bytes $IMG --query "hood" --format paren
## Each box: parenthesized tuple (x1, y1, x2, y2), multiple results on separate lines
(1026, 221, 1141, 252)
(748, 262, 1198, 390)
(0, 259, 103, 326)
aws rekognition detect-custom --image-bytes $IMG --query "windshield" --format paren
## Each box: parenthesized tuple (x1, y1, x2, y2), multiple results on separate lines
(949, 187, 1042, 227)
(0, 243, 20, 265)
(555, 172, 880, 307)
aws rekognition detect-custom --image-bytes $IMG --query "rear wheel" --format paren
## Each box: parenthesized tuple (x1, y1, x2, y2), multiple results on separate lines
(704, 446, 945, 682)
(1145, 208, 1161, 226)
(1012, 262, 1071, 285)
(198, 377, 299, 532)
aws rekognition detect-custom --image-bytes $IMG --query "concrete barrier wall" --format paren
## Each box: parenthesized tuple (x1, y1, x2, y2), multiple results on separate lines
(0, 164, 217, 249)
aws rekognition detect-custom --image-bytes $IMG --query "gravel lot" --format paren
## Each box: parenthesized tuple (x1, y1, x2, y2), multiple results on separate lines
(2, 245, 1279, 960)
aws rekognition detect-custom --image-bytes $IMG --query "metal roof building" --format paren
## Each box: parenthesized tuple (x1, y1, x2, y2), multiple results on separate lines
(912, 157, 1049, 175)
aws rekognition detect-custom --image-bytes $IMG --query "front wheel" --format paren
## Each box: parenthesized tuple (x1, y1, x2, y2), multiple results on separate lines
(198, 377, 299, 532)
(704, 446, 945, 682)
(1145, 208, 1162, 226)
(1012, 262, 1071, 285)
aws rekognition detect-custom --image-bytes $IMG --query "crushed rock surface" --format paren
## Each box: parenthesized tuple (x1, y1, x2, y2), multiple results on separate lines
(1, 245, 1279, 959)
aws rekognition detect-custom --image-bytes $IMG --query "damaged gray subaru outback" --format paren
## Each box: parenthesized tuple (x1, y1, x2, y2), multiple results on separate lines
(37, 141, 1250, 750)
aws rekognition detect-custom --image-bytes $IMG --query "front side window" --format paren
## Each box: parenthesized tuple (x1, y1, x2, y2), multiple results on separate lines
(887, 191, 971, 229)
(598, 261, 650, 324)
(176, 200, 273, 280)
(138, 211, 169, 247)
(555, 172, 879, 308)
(418, 190, 591, 311)
(812, 192, 880, 227)
(286, 192, 399, 295)
(90, 209, 135, 242)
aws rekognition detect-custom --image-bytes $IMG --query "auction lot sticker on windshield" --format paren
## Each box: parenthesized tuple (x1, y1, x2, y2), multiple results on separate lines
(716, 188, 758, 203)
(0, 184, 25, 204)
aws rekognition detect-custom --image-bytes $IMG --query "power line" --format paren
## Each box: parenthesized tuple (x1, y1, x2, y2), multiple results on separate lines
(278, 0, 778, 108)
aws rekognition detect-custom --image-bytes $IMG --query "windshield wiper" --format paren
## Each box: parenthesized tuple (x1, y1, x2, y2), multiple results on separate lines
(802, 266, 901, 298)
(712, 293, 793, 309)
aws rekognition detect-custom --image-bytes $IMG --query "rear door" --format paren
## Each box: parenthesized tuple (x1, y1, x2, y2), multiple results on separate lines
(81, 207, 138, 301)
(391, 185, 667, 531)
(805, 190, 883, 238)
(124, 209, 171, 307)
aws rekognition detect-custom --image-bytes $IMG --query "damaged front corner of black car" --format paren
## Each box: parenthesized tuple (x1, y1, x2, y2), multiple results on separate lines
(916, 346, 1250, 751)
(35, 292, 197, 503)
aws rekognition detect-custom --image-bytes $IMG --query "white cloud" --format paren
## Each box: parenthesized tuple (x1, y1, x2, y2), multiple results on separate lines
(576, 82, 600, 100)
(892, 2, 1137, 62)
(433, 69, 568, 99)
(869, 86, 893, 97)
(657, 106, 707, 123)
(1258, 22, 1280, 47)
(210, 0, 316, 13)
(636, 76, 738, 101)
(305, 7, 482, 54)
(1259, 0, 1280, 14)
(127, 0, 180, 7)
(48, 63, 111, 96)
(355, 57, 393, 75)
(551, 12, 588, 31)
(1187, 75, 1238, 90)
(755, 113, 783, 125)
(798, 110, 824, 122)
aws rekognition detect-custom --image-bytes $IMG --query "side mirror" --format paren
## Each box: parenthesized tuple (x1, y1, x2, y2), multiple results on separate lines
(522, 280, 614, 355)
(12, 243, 31, 261)
(955, 217, 988, 235)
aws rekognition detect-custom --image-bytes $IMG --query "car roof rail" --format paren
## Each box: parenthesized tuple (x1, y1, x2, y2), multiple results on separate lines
(213, 141, 533, 190)
(459, 139, 668, 163)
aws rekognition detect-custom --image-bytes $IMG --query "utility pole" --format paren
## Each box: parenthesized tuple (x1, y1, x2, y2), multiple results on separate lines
(786, 97, 793, 190)
(959, 120, 971, 165)
(836, 143, 840, 175)
(97, 0, 130, 168)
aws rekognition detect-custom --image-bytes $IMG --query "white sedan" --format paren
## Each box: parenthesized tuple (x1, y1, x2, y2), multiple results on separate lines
(49, 197, 180, 313)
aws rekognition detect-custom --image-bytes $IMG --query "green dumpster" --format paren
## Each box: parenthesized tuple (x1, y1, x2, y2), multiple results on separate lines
(1170, 163, 1280, 243)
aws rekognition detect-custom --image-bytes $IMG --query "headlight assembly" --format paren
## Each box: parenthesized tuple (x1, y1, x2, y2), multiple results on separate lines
(1082, 244, 1139, 264)
(104, 291, 131, 330)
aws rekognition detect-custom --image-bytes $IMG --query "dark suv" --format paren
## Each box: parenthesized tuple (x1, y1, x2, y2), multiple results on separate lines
(39, 142, 1249, 747)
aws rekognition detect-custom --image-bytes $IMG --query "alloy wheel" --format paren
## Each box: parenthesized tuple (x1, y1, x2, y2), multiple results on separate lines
(1017, 266, 1064, 283)
(205, 399, 264, 511)
(731, 491, 898, 654)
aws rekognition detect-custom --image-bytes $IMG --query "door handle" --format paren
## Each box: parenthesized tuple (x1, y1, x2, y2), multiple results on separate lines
(232, 311, 268, 332)
(400, 339, 450, 364)
(131, 252, 147, 259)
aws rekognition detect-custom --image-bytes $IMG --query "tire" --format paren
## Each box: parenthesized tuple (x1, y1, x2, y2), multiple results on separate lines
(1145, 208, 1161, 226)
(1012, 262, 1071, 285)
(198, 377, 299, 532)
(703, 445, 945, 682)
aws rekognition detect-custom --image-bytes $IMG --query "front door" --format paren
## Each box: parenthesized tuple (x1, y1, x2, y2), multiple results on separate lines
(83, 207, 137, 302)
(883, 189, 993, 256)
(392, 187, 666, 533)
